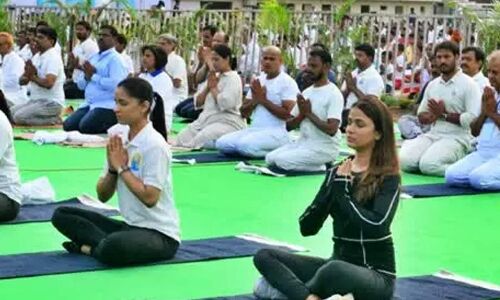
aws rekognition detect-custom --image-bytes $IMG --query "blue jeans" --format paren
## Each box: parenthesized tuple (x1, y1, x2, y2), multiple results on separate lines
(174, 97, 202, 121)
(63, 106, 117, 134)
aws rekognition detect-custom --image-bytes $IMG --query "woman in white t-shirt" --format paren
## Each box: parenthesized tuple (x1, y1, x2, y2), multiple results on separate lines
(0, 92, 22, 222)
(138, 45, 174, 132)
(52, 78, 180, 266)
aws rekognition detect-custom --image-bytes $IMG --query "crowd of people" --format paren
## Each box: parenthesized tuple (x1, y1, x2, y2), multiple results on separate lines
(0, 17, 499, 299)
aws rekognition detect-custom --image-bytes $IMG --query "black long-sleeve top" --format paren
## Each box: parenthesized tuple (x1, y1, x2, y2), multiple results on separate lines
(299, 167, 400, 277)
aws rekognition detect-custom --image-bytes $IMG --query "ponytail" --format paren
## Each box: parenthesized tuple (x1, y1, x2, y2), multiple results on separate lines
(150, 92, 167, 141)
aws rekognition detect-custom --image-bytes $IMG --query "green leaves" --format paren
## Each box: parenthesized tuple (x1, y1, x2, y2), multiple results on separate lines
(0, 0, 13, 32)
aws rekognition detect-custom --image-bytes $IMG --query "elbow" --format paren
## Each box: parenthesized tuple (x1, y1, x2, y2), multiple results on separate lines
(300, 225, 318, 237)
(142, 195, 160, 208)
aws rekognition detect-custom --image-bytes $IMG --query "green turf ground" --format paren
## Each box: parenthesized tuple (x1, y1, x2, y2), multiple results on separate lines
(1, 122, 499, 300)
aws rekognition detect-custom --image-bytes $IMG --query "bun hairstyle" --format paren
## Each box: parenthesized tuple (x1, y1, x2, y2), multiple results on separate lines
(212, 44, 237, 70)
(117, 78, 167, 140)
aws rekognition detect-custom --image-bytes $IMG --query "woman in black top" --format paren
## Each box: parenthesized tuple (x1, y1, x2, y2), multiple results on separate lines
(253, 98, 400, 300)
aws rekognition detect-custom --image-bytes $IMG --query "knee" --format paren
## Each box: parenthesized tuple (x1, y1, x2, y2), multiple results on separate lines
(0, 200, 19, 222)
(13, 111, 27, 125)
(444, 163, 464, 186)
(399, 148, 420, 172)
(94, 237, 126, 266)
(419, 157, 445, 176)
(314, 260, 351, 283)
(78, 120, 99, 134)
(253, 248, 276, 272)
(468, 169, 499, 190)
(51, 206, 74, 227)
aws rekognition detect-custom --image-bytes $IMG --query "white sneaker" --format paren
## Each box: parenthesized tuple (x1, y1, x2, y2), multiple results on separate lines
(253, 277, 287, 299)
(324, 293, 354, 300)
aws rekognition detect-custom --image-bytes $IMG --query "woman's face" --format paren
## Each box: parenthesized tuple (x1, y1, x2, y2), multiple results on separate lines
(142, 49, 156, 71)
(211, 51, 227, 72)
(346, 107, 379, 151)
(113, 87, 149, 125)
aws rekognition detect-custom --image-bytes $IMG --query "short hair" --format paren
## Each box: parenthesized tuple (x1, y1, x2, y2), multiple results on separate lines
(355, 43, 375, 61)
(308, 49, 332, 65)
(100, 25, 119, 37)
(310, 42, 328, 52)
(115, 33, 128, 47)
(17, 30, 26, 36)
(202, 25, 218, 36)
(158, 33, 177, 45)
(382, 50, 393, 60)
(141, 45, 168, 70)
(0, 32, 14, 48)
(75, 20, 92, 32)
(397, 43, 405, 52)
(36, 26, 58, 45)
(36, 20, 49, 28)
(212, 44, 232, 60)
(27, 27, 36, 35)
(434, 41, 459, 56)
(462, 46, 486, 66)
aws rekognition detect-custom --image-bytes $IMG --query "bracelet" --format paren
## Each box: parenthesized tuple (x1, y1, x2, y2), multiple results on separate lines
(108, 168, 118, 175)
(117, 165, 130, 176)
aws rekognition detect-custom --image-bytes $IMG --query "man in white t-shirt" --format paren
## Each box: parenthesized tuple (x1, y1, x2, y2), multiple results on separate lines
(157, 33, 188, 107)
(17, 28, 35, 62)
(11, 26, 65, 126)
(400, 41, 481, 176)
(461, 46, 490, 91)
(115, 34, 134, 77)
(394, 43, 406, 90)
(216, 46, 299, 158)
(266, 49, 343, 172)
(0, 32, 28, 107)
(341, 43, 384, 131)
(65, 21, 99, 99)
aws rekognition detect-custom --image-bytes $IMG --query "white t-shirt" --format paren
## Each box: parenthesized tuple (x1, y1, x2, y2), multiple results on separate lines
(105, 122, 180, 242)
(385, 63, 395, 87)
(0, 111, 22, 204)
(29, 47, 66, 106)
(247, 71, 299, 129)
(17, 44, 33, 62)
(292, 82, 344, 145)
(0, 51, 29, 106)
(120, 52, 134, 75)
(71, 38, 99, 82)
(395, 54, 405, 79)
(165, 52, 188, 106)
(418, 70, 481, 143)
(344, 65, 385, 109)
(139, 70, 174, 130)
(472, 71, 490, 92)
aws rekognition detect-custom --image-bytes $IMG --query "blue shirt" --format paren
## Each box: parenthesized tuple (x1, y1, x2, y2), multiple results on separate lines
(77, 48, 128, 110)
(477, 94, 500, 152)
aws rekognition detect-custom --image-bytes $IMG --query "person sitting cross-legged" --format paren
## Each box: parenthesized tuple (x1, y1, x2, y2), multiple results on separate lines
(445, 51, 500, 190)
(266, 49, 344, 172)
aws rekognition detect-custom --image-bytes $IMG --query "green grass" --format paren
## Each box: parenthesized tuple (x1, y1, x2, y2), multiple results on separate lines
(1, 129, 499, 300)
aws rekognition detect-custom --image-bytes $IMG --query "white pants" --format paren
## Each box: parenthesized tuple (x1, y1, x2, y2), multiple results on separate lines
(175, 122, 241, 149)
(266, 141, 338, 171)
(397, 115, 430, 140)
(399, 134, 469, 176)
(216, 127, 290, 158)
(445, 150, 500, 190)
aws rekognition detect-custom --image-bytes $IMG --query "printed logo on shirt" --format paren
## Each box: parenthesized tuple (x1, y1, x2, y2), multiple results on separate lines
(130, 151, 143, 174)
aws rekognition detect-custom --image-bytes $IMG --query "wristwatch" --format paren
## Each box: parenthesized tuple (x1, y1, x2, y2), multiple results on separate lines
(442, 113, 448, 120)
(117, 165, 130, 176)
(108, 168, 118, 175)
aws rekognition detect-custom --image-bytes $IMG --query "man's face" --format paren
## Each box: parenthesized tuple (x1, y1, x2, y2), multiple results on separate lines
(157, 38, 175, 54)
(35, 33, 53, 52)
(75, 25, 90, 41)
(212, 32, 226, 47)
(304, 55, 326, 82)
(436, 49, 458, 75)
(461, 50, 482, 77)
(201, 30, 213, 47)
(16, 33, 27, 47)
(97, 28, 115, 52)
(261, 51, 281, 74)
(487, 58, 500, 92)
(355, 50, 371, 69)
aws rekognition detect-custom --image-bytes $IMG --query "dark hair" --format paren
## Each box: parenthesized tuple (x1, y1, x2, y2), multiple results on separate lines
(141, 45, 168, 70)
(115, 33, 128, 47)
(202, 25, 218, 36)
(0, 90, 13, 123)
(17, 30, 26, 36)
(36, 20, 49, 28)
(397, 43, 405, 52)
(434, 41, 459, 56)
(354, 43, 375, 61)
(36, 26, 58, 45)
(310, 42, 329, 52)
(117, 78, 167, 140)
(27, 27, 36, 35)
(462, 46, 486, 68)
(212, 44, 237, 70)
(308, 49, 332, 65)
(75, 20, 92, 32)
(350, 98, 399, 203)
(100, 25, 119, 37)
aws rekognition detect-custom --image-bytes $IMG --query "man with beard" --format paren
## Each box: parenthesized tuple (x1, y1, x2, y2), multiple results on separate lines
(265, 49, 343, 172)
(341, 44, 384, 132)
(400, 41, 481, 176)
(64, 21, 99, 99)
(216, 46, 299, 158)
(445, 50, 500, 190)
(63, 25, 128, 134)
(461, 46, 489, 91)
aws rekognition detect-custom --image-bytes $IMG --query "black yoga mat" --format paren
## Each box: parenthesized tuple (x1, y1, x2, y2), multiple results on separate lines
(402, 183, 498, 198)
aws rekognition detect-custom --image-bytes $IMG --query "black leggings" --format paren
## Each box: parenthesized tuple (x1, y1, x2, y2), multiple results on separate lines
(253, 249, 394, 300)
(0, 193, 20, 222)
(51, 206, 179, 266)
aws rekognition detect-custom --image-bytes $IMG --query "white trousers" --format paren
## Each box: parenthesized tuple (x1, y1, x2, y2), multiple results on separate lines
(265, 141, 338, 171)
(445, 150, 500, 190)
(399, 134, 469, 176)
(216, 127, 290, 158)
